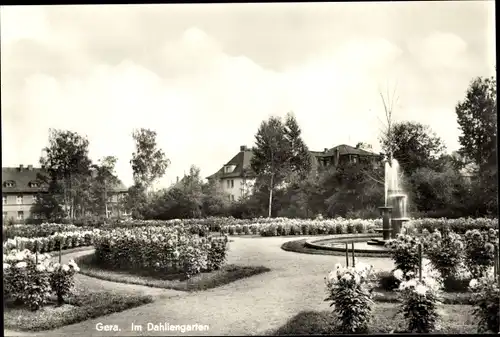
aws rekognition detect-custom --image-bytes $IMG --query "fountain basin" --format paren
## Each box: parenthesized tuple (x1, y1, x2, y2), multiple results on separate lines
(304, 234, 391, 256)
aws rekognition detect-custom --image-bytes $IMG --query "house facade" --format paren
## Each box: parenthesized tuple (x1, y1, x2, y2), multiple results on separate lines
(207, 144, 381, 201)
(2, 165, 128, 223)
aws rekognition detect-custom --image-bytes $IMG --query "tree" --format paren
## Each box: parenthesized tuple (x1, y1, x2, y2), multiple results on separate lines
(39, 129, 92, 220)
(130, 128, 170, 193)
(251, 113, 311, 217)
(284, 112, 312, 178)
(380, 121, 446, 173)
(456, 75, 497, 171)
(91, 156, 120, 219)
(455, 75, 497, 216)
(202, 179, 230, 216)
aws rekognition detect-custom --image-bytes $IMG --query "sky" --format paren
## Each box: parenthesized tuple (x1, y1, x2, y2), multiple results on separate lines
(1, 2, 496, 189)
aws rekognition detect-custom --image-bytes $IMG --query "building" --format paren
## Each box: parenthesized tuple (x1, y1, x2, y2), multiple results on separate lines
(310, 144, 382, 170)
(206, 144, 381, 201)
(2, 165, 128, 223)
(206, 146, 256, 201)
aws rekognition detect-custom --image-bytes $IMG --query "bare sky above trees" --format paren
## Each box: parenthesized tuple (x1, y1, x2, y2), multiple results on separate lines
(1, 2, 495, 188)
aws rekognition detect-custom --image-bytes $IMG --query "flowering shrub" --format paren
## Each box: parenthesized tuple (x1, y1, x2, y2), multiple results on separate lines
(464, 229, 498, 278)
(385, 234, 421, 275)
(3, 229, 99, 254)
(2, 223, 81, 239)
(93, 226, 228, 279)
(422, 229, 464, 279)
(411, 218, 498, 234)
(393, 260, 443, 333)
(469, 271, 499, 333)
(50, 260, 80, 305)
(3, 249, 79, 310)
(325, 262, 376, 333)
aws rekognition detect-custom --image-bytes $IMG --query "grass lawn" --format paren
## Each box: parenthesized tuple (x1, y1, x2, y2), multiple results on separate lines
(4, 280, 153, 332)
(75, 253, 271, 291)
(271, 303, 479, 335)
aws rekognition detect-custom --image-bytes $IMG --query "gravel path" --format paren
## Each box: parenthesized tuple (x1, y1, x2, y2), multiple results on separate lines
(6, 236, 393, 336)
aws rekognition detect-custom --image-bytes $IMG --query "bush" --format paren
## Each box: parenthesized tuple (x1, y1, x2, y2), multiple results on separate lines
(392, 262, 443, 333)
(325, 262, 376, 333)
(385, 234, 421, 275)
(422, 229, 464, 279)
(469, 272, 500, 333)
(464, 229, 498, 278)
(3, 249, 79, 311)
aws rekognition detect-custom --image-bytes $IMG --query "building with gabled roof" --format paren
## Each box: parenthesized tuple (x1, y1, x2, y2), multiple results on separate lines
(2, 164, 128, 223)
(207, 144, 381, 201)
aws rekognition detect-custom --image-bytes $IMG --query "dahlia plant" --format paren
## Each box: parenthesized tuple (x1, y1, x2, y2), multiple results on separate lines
(385, 233, 421, 275)
(325, 261, 377, 333)
(464, 229, 498, 278)
(469, 270, 499, 333)
(393, 260, 443, 333)
(422, 229, 464, 279)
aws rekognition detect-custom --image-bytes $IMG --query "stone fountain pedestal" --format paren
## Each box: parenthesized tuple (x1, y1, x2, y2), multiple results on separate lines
(367, 206, 393, 246)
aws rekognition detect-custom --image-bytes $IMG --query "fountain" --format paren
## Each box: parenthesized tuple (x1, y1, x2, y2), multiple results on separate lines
(368, 158, 410, 246)
(292, 157, 410, 257)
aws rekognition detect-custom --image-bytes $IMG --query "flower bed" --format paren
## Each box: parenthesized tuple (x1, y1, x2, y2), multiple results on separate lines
(93, 226, 228, 279)
(3, 249, 79, 311)
(3, 223, 83, 239)
(218, 217, 497, 237)
(3, 230, 100, 254)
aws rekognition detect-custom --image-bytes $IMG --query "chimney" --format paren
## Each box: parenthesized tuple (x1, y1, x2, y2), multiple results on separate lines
(19, 165, 24, 171)
(324, 148, 328, 153)
(28, 165, 33, 171)
(240, 145, 247, 152)
(176, 176, 179, 183)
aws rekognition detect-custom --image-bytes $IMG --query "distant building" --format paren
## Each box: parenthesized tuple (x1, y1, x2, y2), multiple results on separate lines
(206, 144, 381, 201)
(2, 165, 128, 223)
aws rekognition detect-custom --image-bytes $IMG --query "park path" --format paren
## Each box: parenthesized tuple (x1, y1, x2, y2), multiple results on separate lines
(5, 236, 393, 336)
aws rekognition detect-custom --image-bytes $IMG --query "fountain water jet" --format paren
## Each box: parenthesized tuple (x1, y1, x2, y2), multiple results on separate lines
(368, 157, 410, 246)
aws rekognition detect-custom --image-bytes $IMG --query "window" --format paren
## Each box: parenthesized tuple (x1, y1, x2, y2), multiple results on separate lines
(17, 211, 24, 221)
(32, 195, 38, 203)
(230, 180, 234, 188)
(30, 182, 39, 188)
(226, 180, 230, 188)
(231, 195, 235, 201)
(32, 213, 39, 219)
(4, 181, 15, 188)
(17, 195, 23, 204)
(2, 195, 6, 205)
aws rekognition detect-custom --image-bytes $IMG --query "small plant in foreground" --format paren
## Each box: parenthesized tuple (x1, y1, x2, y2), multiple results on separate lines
(325, 261, 376, 333)
(469, 270, 500, 333)
(393, 261, 443, 333)
(50, 260, 80, 305)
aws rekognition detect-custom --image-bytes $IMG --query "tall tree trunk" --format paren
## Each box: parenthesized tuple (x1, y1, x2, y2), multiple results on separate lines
(104, 186, 108, 219)
(268, 174, 274, 218)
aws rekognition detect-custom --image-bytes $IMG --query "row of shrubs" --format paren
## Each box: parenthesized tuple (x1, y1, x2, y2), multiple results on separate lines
(221, 217, 498, 237)
(223, 218, 381, 236)
(3, 230, 100, 254)
(93, 225, 228, 279)
(2, 223, 82, 239)
(3, 249, 80, 311)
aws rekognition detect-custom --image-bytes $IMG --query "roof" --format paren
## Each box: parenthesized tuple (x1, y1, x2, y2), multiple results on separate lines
(206, 144, 381, 180)
(206, 149, 255, 180)
(2, 166, 128, 193)
(327, 144, 380, 157)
